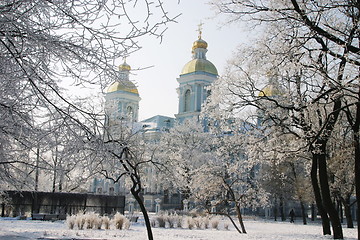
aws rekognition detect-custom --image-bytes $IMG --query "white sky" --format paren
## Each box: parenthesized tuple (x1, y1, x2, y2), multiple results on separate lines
(119, 0, 252, 121)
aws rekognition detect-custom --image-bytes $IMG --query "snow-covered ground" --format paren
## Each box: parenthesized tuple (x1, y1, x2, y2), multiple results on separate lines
(0, 217, 357, 240)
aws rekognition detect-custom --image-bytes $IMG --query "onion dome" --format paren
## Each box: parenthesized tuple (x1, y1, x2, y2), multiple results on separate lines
(180, 30, 218, 76)
(119, 61, 131, 71)
(181, 59, 218, 75)
(107, 60, 139, 95)
(258, 85, 282, 97)
(192, 38, 208, 51)
(107, 80, 139, 94)
(259, 71, 283, 97)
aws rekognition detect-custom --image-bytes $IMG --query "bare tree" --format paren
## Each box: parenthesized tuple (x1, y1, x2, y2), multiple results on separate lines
(0, 0, 178, 185)
(1, 1, 178, 239)
(207, 1, 359, 238)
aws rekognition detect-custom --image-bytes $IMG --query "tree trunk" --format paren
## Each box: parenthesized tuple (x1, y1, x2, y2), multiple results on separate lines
(341, 196, 354, 228)
(311, 155, 331, 235)
(300, 200, 307, 225)
(345, 81, 360, 240)
(211, 211, 242, 234)
(235, 203, 247, 233)
(353, 132, 360, 240)
(317, 149, 343, 239)
(311, 203, 315, 221)
(337, 199, 343, 223)
(274, 198, 278, 221)
(280, 197, 285, 221)
(131, 188, 153, 240)
(35, 147, 40, 191)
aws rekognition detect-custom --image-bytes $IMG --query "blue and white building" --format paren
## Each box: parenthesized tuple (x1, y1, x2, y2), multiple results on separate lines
(90, 31, 220, 212)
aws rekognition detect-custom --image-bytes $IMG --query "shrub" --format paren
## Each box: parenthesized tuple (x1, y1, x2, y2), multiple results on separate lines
(224, 222, 229, 230)
(113, 212, 127, 230)
(85, 212, 98, 229)
(176, 215, 183, 228)
(202, 216, 210, 229)
(94, 216, 103, 229)
(167, 214, 176, 228)
(193, 217, 202, 229)
(75, 214, 86, 230)
(150, 219, 156, 228)
(211, 217, 219, 230)
(187, 217, 195, 230)
(102, 216, 110, 230)
(156, 215, 166, 228)
(66, 215, 76, 230)
(123, 218, 131, 230)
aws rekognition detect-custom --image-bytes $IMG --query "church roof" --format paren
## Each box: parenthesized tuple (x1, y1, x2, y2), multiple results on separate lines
(181, 58, 218, 76)
(141, 115, 175, 132)
(107, 80, 139, 95)
(180, 30, 218, 76)
(106, 60, 139, 95)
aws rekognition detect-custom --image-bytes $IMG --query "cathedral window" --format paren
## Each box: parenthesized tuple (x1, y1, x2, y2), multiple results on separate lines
(184, 89, 191, 112)
(127, 106, 133, 118)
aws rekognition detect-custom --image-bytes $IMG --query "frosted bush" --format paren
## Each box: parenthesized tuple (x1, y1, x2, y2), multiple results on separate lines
(224, 222, 229, 230)
(193, 217, 202, 229)
(113, 212, 128, 230)
(167, 214, 176, 228)
(150, 219, 156, 228)
(85, 212, 98, 229)
(94, 216, 103, 229)
(211, 217, 220, 230)
(202, 216, 210, 229)
(102, 216, 110, 230)
(123, 218, 131, 230)
(66, 215, 76, 229)
(187, 217, 195, 230)
(156, 215, 166, 228)
(75, 213, 86, 230)
(176, 215, 183, 228)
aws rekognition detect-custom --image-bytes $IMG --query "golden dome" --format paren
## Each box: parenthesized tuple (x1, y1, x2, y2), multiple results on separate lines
(119, 62, 131, 71)
(192, 38, 208, 51)
(107, 80, 139, 94)
(258, 84, 281, 97)
(181, 58, 218, 76)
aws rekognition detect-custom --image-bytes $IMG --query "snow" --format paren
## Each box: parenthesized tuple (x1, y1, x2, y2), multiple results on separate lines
(0, 217, 357, 240)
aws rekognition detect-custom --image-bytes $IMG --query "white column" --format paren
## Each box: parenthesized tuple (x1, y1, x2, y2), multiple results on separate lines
(211, 200, 217, 214)
(183, 199, 189, 212)
(155, 198, 161, 213)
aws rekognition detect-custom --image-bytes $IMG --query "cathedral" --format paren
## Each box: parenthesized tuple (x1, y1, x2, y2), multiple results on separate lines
(90, 29, 219, 212)
(90, 27, 286, 215)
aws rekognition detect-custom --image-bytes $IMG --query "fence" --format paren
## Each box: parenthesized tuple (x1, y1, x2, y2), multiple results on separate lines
(1, 190, 125, 218)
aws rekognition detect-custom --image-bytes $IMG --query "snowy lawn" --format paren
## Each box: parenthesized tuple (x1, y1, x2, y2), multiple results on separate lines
(0, 217, 357, 240)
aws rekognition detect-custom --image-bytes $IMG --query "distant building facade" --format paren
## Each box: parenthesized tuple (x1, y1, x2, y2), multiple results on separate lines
(90, 31, 219, 212)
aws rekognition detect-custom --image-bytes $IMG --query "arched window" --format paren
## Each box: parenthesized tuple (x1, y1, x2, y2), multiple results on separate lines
(184, 89, 191, 112)
(127, 106, 133, 118)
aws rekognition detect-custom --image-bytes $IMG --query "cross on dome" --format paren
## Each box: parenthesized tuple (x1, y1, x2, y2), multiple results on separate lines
(197, 21, 204, 39)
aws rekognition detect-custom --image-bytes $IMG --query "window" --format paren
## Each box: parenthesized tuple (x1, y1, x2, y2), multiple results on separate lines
(184, 89, 191, 112)
(127, 106, 133, 118)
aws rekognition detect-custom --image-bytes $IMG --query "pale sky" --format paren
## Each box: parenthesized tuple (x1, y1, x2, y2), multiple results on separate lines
(115, 1, 251, 121)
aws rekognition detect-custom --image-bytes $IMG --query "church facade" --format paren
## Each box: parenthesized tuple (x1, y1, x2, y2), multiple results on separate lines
(90, 31, 219, 212)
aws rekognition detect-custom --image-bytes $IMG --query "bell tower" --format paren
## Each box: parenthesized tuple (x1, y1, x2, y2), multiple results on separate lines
(104, 60, 141, 139)
(175, 24, 218, 123)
